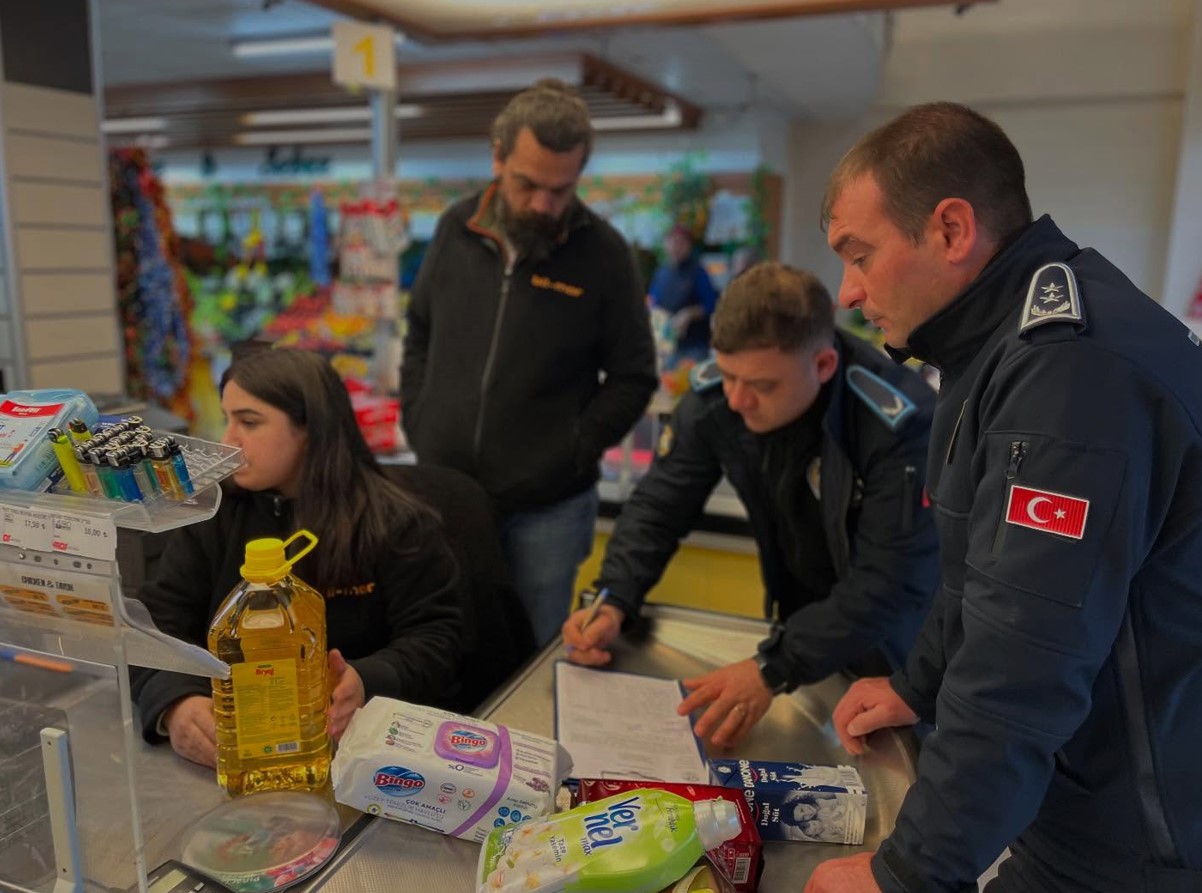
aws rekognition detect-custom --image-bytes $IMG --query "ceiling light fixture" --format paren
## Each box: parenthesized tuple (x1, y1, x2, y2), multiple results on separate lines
(102, 117, 168, 134)
(233, 128, 373, 145)
(232, 32, 405, 58)
(591, 100, 683, 131)
(240, 105, 423, 126)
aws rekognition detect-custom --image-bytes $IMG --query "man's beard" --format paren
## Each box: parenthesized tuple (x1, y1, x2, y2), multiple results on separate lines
(496, 191, 562, 263)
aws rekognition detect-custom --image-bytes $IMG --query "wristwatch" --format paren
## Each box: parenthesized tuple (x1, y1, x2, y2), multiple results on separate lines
(754, 651, 792, 695)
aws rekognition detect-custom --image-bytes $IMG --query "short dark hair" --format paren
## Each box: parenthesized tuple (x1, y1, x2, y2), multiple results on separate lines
(711, 262, 834, 353)
(821, 101, 1033, 245)
(221, 347, 434, 592)
(491, 78, 593, 165)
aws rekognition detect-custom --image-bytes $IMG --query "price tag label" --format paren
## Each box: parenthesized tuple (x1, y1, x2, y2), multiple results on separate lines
(1, 507, 53, 552)
(0, 508, 115, 559)
(49, 513, 116, 561)
(332, 21, 397, 91)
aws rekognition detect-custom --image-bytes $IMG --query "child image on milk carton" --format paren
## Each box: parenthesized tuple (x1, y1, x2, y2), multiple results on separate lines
(331, 698, 569, 842)
(709, 760, 867, 845)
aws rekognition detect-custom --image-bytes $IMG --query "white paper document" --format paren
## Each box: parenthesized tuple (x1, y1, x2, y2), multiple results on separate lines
(554, 661, 708, 783)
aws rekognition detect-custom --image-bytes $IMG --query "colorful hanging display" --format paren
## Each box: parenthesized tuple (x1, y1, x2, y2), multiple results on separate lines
(109, 148, 195, 423)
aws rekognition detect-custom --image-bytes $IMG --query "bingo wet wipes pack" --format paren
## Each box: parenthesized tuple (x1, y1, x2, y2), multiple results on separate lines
(332, 697, 571, 842)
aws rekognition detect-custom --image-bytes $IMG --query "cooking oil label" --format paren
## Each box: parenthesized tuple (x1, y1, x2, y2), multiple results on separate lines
(231, 659, 302, 759)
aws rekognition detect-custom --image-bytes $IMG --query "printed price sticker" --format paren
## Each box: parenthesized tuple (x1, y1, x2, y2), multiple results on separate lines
(49, 513, 116, 561)
(0, 507, 53, 552)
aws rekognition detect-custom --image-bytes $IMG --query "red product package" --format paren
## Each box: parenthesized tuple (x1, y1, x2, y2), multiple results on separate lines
(575, 779, 764, 891)
(350, 394, 400, 453)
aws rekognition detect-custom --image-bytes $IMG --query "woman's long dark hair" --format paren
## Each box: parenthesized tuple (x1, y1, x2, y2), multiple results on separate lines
(221, 346, 433, 592)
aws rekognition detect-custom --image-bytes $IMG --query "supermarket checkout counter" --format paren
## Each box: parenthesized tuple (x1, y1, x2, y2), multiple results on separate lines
(1, 605, 915, 892)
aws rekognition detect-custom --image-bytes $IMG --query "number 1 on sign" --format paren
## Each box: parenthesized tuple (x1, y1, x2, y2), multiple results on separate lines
(354, 36, 374, 78)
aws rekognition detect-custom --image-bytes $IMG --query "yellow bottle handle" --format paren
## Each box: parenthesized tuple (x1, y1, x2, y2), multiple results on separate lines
(281, 529, 318, 571)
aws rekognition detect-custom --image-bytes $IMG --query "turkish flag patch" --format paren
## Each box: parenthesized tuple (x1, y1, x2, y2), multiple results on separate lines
(1005, 485, 1090, 540)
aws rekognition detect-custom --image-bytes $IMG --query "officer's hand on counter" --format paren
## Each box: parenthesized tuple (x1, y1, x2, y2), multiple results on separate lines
(678, 659, 773, 750)
(832, 677, 919, 755)
(561, 604, 626, 666)
(163, 694, 218, 769)
(327, 648, 365, 741)
(803, 852, 881, 893)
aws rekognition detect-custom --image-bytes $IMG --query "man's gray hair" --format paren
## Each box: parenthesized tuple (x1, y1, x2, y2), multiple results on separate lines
(492, 78, 593, 166)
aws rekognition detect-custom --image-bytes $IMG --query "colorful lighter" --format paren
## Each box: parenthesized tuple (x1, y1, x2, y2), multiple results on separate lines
(48, 428, 87, 493)
(67, 418, 93, 446)
(149, 441, 183, 499)
(166, 437, 194, 495)
(74, 446, 102, 497)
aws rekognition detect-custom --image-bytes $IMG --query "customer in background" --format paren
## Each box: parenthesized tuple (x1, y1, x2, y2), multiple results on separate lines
(401, 79, 657, 647)
(130, 347, 463, 768)
(649, 224, 719, 365)
(808, 102, 1202, 893)
(563, 262, 939, 749)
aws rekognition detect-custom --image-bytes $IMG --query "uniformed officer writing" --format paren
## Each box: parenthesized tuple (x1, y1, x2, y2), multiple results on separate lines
(808, 102, 1202, 893)
(562, 262, 939, 748)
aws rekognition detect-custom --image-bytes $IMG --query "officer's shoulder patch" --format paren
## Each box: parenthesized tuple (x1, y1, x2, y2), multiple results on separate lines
(1018, 262, 1085, 336)
(846, 365, 917, 430)
(690, 359, 723, 393)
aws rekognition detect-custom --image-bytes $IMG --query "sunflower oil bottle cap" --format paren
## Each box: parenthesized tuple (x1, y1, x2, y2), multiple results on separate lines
(240, 529, 318, 583)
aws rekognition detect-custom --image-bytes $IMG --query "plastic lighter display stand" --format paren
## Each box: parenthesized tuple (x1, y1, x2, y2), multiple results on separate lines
(0, 433, 240, 893)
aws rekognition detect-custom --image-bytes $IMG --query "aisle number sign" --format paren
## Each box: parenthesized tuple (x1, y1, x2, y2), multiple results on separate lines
(333, 21, 397, 91)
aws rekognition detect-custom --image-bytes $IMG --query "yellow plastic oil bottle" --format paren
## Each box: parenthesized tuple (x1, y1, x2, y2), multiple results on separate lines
(209, 530, 330, 796)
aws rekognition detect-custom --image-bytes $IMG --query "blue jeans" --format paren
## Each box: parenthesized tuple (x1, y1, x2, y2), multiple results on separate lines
(498, 487, 600, 647)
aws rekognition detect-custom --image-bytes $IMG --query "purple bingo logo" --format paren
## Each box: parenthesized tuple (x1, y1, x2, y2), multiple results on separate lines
(448, 730, 489, 753)
(373, 766, 426, 796)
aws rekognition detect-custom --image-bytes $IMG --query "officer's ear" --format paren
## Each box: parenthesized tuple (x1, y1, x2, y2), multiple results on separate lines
(929, 197, 979, 265)
(813, 346, 839, 384)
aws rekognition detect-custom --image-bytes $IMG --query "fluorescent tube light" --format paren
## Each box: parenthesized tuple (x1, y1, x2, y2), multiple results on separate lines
(591, 100, 683, 131)
(233, 128, 373, 145)
(102, 117, 168, 134)
(232, 33, 405, 58)
(241, 105, 423, 126)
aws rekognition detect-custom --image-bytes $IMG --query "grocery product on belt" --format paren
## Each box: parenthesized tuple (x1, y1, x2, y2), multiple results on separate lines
(332, 697, 570, 842)
(210, 530, 329, 796)
(709, 759, 867, 844)
(476, 789, 742, 893)
(575, 779, 762, 892)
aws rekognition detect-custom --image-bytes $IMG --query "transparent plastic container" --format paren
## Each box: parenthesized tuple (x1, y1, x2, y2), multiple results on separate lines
(33, 432, 243, 533)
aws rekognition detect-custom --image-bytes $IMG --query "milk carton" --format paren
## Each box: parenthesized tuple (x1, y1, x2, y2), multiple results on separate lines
(332, 697, 571, 842)
(708, 760, 867, 845)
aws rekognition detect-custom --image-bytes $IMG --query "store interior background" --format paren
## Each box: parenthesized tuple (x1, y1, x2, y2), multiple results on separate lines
(7, 0, 1202, 615)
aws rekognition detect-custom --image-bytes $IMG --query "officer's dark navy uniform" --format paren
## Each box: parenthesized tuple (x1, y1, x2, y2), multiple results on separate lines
(873, 215, 1202, 893)
(599, 329, 940, 690)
